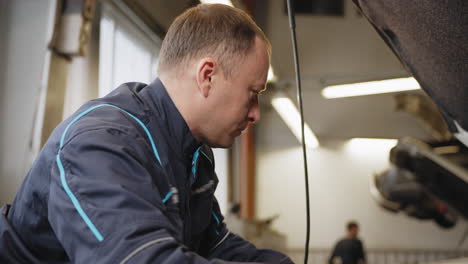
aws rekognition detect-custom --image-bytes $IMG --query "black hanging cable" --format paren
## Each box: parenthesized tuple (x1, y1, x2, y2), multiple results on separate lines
(285, 1, 311, 263)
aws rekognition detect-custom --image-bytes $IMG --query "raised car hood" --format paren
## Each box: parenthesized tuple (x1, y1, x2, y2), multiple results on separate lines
(353, 0, 468, 131)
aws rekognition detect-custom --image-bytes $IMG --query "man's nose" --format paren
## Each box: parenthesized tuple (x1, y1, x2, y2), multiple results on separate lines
(248, 98, 260, 124)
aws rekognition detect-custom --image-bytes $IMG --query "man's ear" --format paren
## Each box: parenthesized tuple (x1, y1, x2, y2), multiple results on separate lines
(196, 58, 215, 98)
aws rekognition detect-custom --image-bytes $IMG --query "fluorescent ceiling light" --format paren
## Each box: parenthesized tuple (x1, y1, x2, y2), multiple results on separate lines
(271, 96, 319, 148)
(267, 65, 277, 82)
(347, 138, 398, 152)
(200, 0, 233, 6)
(322, 77, 420, 99)
(345, 138, 397, 157)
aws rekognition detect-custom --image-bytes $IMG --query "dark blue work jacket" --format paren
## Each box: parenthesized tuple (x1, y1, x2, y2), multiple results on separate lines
(0, 79, 292, 263)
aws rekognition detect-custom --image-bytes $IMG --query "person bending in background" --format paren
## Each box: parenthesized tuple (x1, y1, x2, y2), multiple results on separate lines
(329, 221, 366, 264)
(0, 3, 292, 264)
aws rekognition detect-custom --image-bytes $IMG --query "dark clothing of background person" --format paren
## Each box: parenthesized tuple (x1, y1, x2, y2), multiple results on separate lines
(0, 79, 292, 264)
(328, 237, 366, 264)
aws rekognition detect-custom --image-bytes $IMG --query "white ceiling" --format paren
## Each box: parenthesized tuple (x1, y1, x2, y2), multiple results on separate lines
(254, 0, 434, 141)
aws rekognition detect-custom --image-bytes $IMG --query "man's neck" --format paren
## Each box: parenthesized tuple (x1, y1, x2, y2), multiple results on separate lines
(159, 73, 202, 143)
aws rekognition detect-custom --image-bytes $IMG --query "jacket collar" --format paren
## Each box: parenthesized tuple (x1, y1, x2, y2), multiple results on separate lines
(139, 78, 201, 162)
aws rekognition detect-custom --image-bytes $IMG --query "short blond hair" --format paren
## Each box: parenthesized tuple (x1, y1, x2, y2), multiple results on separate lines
(158, 4, 271, 78)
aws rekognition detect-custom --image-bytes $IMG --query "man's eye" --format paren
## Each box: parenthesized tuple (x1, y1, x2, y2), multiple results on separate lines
(251, 93, 258, 101)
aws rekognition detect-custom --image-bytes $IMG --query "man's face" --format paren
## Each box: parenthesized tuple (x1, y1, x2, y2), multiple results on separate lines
(349, 226, 359, 237)
(204, 37, 269, 148)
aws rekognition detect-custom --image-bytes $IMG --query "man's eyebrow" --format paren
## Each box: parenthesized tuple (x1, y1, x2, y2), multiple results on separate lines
(252, 84, 267, 93)
(258, 84, 267, 94)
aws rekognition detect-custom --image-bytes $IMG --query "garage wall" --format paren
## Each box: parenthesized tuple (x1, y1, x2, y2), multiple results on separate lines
(0, 0, 56, 204)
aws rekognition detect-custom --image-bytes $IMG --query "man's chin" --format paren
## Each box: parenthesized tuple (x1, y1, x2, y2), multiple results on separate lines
(206, 137, 235, 149)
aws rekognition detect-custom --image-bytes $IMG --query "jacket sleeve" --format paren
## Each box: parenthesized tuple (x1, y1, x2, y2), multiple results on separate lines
(203, 200, 294, 264)
(48, 127, 272, 264)
(328, 242, 338, 264)
(357, 240, 366, 264)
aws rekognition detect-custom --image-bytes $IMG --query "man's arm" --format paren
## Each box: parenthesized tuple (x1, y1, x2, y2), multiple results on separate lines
(328, 242, 339, 264)
(49, 127, 270, 263)
(357, 240, 366, 264)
